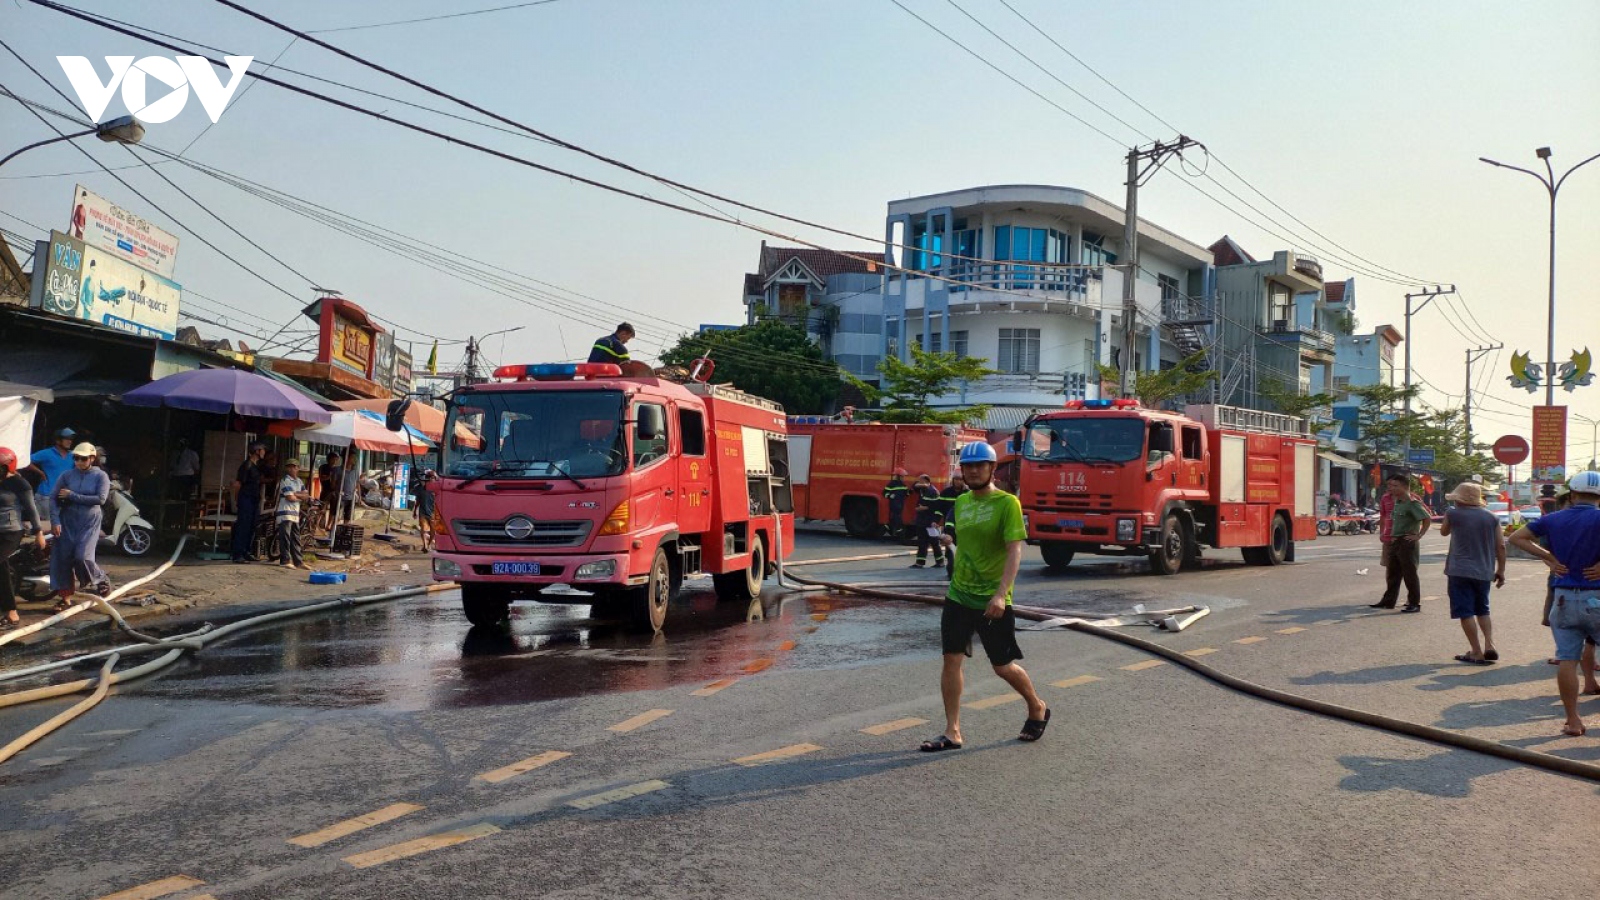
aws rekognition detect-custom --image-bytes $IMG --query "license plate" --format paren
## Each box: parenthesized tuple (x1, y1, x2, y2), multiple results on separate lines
(491, 562, 541, 576)
(1057, 518, 1084, 529)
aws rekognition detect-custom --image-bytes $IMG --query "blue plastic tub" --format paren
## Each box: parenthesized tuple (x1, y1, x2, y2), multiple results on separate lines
(308, 571, 347, 585)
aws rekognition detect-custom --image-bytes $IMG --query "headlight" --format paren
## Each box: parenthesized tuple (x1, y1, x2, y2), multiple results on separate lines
(432, 557, 462, 577)
(1116, 519, 1138, 542)
(574, 559, 617, 580)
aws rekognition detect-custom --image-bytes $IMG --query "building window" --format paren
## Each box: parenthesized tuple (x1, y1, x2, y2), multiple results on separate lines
(997, 328, 1040, 374)
(927, 330, 969, 357)
(1081, 231, 1116, 266)
(952, 228, 981, 281)
(1157, 273, 1180, 301)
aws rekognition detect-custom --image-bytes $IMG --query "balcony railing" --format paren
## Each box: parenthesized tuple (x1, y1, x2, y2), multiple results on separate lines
(935, 262, 1101, 297)
(1162, 293, 1213, 325)
(1266, 322, 1336, 353)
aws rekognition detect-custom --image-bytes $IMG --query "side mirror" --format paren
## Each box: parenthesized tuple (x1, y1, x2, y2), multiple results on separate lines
(385, 398, 412, 432)
(1012, 428, 1024, 455)
(637, 405, 665, 441)
(1149, 426, 1174, 454)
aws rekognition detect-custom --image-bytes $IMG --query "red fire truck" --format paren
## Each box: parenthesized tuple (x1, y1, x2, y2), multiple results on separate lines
(1015, 400, 1318, 575)
(786, 420, 987, 537)
(428, 362, 795, 632)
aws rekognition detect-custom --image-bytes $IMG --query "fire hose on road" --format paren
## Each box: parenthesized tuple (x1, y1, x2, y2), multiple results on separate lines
(772, 536, 1600, 784)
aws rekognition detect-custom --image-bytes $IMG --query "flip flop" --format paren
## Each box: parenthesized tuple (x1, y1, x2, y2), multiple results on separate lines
(1483, 650, 1499, 661)
(1453, 654, 1492, 666)
(918, 735, 962, 752)
(1018, 708, 1051, 742)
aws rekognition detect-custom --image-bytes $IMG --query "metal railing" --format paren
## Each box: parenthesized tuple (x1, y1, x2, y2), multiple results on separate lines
(1266, 322, 1336, 352)
(1185, 403, 1310, 436)
(933, 262, 1101, 296)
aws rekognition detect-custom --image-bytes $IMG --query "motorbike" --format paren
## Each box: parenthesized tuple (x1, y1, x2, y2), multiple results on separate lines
(101, 479, 154, 556)
(7, 529, 53, 602)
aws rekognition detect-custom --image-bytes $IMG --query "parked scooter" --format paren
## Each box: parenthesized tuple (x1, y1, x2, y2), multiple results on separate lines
(7, 528, 53, 601)
(101, 478, 154, 556)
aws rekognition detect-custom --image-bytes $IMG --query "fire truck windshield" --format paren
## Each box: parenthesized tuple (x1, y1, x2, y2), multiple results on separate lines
(1022, 417, 1145, 464)
(443, 389, 627, 480)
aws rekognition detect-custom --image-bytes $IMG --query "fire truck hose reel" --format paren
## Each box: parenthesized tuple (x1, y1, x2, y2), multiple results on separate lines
(780, 569, 1600, 784)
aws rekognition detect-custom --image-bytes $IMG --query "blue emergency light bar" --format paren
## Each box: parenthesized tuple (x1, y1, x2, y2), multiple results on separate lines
(1064, 399, 1140, 410)
(493, 362, 623, 381)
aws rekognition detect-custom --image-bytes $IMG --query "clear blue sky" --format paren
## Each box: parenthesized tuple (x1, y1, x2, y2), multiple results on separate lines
(3, 0, 1598, 459)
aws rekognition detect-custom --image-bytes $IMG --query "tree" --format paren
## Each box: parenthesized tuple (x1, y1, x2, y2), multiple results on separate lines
(1259, 378, 1337, 438)
(1095, 350, 1217, 409)
(659, 320, 841, 414)
(1347, 383, 1501, 482)
(853, 344, 997, 424)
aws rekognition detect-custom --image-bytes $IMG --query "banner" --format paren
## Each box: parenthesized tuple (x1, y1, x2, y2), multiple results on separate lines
(392, 348, 413, 398)
(68, 184, 179, 279)
(373, 331, 396, 391)
(1531, 405, 1567, 483)
(31, 230, 181, 339)
(330, 313, 373, 377)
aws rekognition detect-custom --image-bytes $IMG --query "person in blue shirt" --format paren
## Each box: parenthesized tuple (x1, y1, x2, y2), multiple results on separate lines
(1510, 471, 1600, 737)
(26, 428, 77, 522)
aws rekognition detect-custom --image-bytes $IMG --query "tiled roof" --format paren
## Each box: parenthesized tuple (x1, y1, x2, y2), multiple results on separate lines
(743, 272, 763, 297)
(1207, 235, 1255, 267)
(1324, 281, 1346, 305)
(757, 245, 886, 283)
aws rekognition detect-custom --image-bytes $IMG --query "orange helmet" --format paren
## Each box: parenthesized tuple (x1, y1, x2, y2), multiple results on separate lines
(0, 447, 13, 474)
(892, 467, 908, 476)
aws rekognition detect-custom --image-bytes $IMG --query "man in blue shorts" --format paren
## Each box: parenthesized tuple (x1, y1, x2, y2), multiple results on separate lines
(919, 442, 1049, 752)
(1510, 471, 1600, 737)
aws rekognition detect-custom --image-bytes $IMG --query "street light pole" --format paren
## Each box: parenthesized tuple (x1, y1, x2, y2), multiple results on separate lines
(1479, 147, 1600, 408)
(0, 115, 146, 171)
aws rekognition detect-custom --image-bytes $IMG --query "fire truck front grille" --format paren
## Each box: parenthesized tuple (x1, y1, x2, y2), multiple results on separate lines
(452, 518, 592, 548)
(1031, 492, 1117, 513)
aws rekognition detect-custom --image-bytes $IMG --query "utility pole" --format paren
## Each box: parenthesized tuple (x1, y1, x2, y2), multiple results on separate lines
(1120, 135, 1203, 398)
(463, 336, 482, 385)
(1401, 284, 1457, 465)
(1463, 343, 1502, 455)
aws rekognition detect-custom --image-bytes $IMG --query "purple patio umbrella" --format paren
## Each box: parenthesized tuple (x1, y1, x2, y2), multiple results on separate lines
(123, 368, 333, 552)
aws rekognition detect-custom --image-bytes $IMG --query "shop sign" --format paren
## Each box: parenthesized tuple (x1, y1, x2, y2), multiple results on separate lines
(68, 184, 179, 279)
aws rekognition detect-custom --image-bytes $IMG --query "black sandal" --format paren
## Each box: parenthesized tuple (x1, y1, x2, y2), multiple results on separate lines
(918, 735, 962, 752)
(1019, 708, 1052, 742)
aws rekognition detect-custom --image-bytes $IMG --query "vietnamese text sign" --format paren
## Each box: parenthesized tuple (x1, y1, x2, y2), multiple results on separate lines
(1406, 448, 1435, 468)
(1531, 405, 1567, 483)
(330, 313, 373, 377)
(392, 348, 413, 397)
(32, 230, 180, 339)
(69, 184, 179, 279)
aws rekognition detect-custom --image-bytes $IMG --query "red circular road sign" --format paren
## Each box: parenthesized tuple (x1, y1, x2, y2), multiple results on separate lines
(1492, 435, 1530, 466)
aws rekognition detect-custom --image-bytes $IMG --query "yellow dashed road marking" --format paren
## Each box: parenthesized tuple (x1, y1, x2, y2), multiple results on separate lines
(742, 658, 775, 674)
(1276, 627, 1307, 635)
(1311, 620, 1341, 627)
(777, 640, 797, 652)
(1183, 648, 1219, 657)
(1051, 675, 1102, 688)
(342, 823, 500, 869)
(965, 693, 1023, 709)
(860, 717, 928, 735)
(810, 613, 829, 622)
(608, 709, 673, 733)
(1233, 636, 1267, 645)
(733, 743, 823, 766)
(289, 802, 424, 848)
(692, 678, 738, 696)
(475, 750, 571, 784)
(99, 876, 204, 900)
(1120, 659, 1166, 672)
(569, 779, 671, 809)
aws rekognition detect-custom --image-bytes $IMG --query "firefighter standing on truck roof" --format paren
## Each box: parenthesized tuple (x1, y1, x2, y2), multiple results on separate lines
(883, 468, 909, 538)
(589, 323, 634, 365)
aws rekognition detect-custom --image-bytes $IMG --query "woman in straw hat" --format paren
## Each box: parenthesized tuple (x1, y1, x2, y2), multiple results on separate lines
(1438, 481, 1504, 665)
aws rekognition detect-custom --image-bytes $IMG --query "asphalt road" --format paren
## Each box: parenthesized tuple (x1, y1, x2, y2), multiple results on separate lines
(2, 530, 1598, 899)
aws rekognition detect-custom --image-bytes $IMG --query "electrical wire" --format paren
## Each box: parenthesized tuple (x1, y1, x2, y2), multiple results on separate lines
(307, 0, 563, 34)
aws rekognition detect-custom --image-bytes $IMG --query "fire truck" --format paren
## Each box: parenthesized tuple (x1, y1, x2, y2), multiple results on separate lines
(427, 362, 795, 632)
(1015, 400, 1318, 575)
(786, 420, 986, 537)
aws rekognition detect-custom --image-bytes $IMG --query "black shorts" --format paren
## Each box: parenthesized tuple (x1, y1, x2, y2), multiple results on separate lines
(940, 599, 1023, 666)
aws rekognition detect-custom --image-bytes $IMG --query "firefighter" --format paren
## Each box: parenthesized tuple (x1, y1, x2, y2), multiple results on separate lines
(883, 468, 909, 538)
(910, 474, 944, 568)
(588, 323, 635, 365)
(935, 475, 968, 579)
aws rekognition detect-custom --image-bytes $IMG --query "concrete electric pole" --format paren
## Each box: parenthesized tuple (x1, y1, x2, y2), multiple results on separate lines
(1120, 136, 1203, 399)
(1400, 284, 1457, 465)
(1463, 343, 1503, 454)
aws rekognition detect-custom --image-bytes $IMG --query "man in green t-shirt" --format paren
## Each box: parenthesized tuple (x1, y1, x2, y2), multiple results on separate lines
(1372, 473, 1432, 612)
(919, 442, 1050, 752)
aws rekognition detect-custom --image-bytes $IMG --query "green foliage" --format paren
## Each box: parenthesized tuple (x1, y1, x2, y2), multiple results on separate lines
(660, 320, 840, 414)
(1347, 383, 1502, 482)
(1259, 378, 1336, 438)
(1095, 351, 1217, 409)
(852, 344, 996, 424)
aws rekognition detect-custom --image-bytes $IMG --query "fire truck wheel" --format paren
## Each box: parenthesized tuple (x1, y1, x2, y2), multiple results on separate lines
(461, 584, 512, 627)
(1149, 513, 1187, 576)
(714, 536, 765, 603)
(1039, 542, 1075, 572)
(842, 500, 880, 539)
(624, 548, 672, 633)
(1265, 514, 1291, 565)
